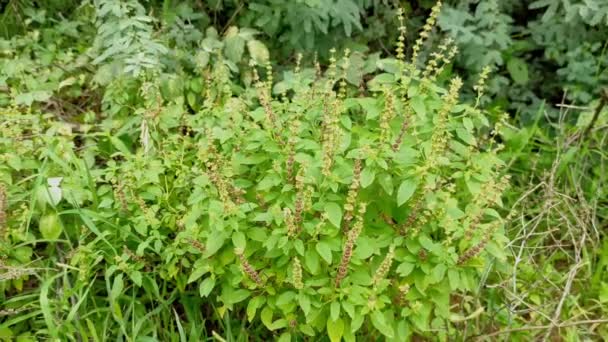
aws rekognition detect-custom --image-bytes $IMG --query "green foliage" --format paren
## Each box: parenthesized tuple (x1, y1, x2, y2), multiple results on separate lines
(439, 0, 608, 118)
(1, 0, 607, 340)
(0, 5, 513, 338)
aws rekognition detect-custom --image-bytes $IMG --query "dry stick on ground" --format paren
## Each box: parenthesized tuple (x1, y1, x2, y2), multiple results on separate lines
(479, 99, 603, 340)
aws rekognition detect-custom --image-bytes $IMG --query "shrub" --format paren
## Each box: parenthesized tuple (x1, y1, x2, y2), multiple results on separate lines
(0, 4, 511, 340)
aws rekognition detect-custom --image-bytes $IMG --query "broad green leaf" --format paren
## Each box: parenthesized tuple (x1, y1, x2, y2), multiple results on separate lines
(298, 294, 311, 316)
(39, 212, 62, 240)
(247, 297, 265, 322)
(316, 241, 333, 264)
(370, 311, 394, 338)
(360, 167, 375, 188)
(199, 277, 215, 297)
(396, 262, 415, 276)
(330, 301, 340, 321)
(130, 271, 142, 287)
(305, 249, 320, 274)
(226, 289, 250, 304)
(261, 306, 274, 329)
(397, 179, 418, 206)
(506, 57, 529, 85)
(378, 172, 393, 195)
(410, 96, 426, 117)
(232, 231, 247, 250)
(327, 317, 344, 342)
(325, 202, 342, 228)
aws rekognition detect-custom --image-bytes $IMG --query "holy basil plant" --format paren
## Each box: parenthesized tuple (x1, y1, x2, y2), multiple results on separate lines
(153, 7, 506, 340)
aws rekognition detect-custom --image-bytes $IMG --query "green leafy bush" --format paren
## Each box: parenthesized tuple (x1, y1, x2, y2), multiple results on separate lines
(0, 6, 511, 340)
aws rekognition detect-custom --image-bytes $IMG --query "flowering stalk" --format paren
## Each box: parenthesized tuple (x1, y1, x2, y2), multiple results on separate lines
(236, 249, 263, 286)
(380, 88, 395, 145)
(335, 202, 367, 287)
(342, 159, 362, 232)
(0, 183, 6, 233)
(410, 1, 442, 68)
(372, 246, 395, 287)
(114, 181, 128, 213)
(474, 65, 492, 108)
(286, 120, 301, 181)
(392, 108, 412, 152)
(292, 257, 303, 289)
(394, 283, 410, 306)
(188, 238, 206, 254)
(396, 8, 407, 64)
(429, 77, 462, 165)
(458, 221, 500, 265)
(284, 208, 298, 237)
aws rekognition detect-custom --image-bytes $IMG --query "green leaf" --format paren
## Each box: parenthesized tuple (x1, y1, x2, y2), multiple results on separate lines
(397, 179, 418, 206)
(298, 294, 311, 316)
(358, 98, 380, 120)
(396, 262, 415, 276)
(316, 241, 333, 264)
(205, 231, 228, 257)
(506, 57, 529, 85)
(378, 172, 393, 195)
(188, 263, 209, 283)
(224, 33, 245, 63)
(199, 277, 215, 297)
(247, 297, 265, 322)
(247, 40, 269, 62)
(410, 96, 426, 117)
(130, 271, 142, 287)
(305, 249, 320, 274)
(330, 301, 341, 321)
(370, 311, 394, 338)
(325, 202, 343, 228)
(109, 136, 131, 156)
(232, 231, 247, 250)
(226, 289, 250, 304)
(448, 269, 461, 290)
(111, 274, 124, 300)
(39, 212, 62, 240)
(261, 306, 274, 329)
(40, 273, 62, 339)
(419, 235, 441, 255)
(327, 317, 344, 342)
(360, 167, 375, 188)
(431, 264, 447, 284)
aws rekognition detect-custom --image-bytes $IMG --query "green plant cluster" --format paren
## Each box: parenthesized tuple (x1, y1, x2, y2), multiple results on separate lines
(1, 0, 608, 341)
(0, 3, 516, 340)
